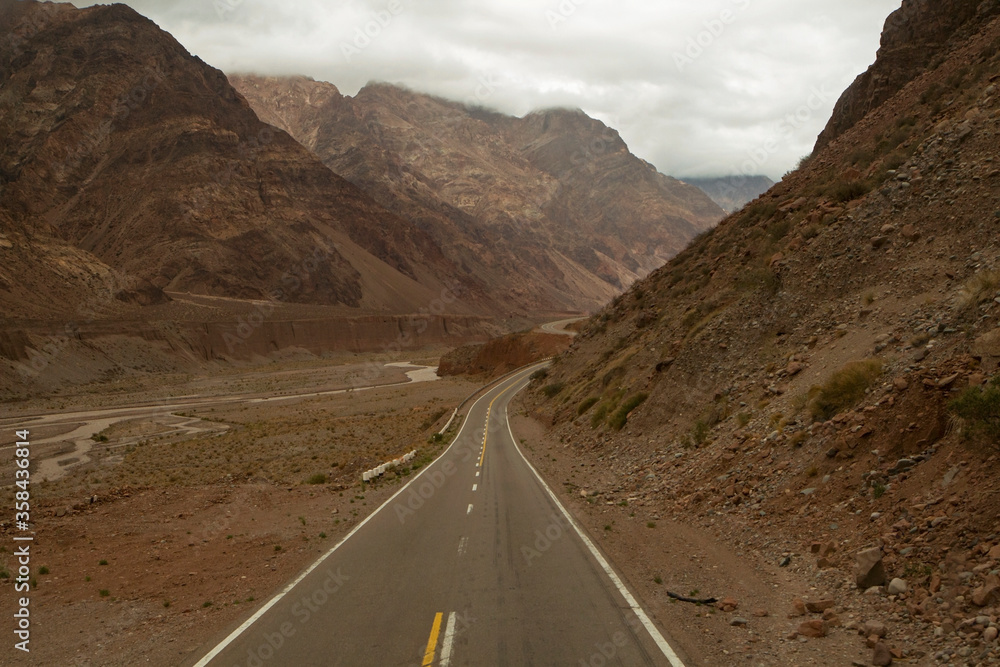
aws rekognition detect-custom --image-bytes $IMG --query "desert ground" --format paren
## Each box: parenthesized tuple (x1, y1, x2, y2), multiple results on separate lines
(0, 350, 482, 666)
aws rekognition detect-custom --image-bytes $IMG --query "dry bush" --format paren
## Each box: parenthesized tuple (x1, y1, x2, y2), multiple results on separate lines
(808, 359, 884, 421)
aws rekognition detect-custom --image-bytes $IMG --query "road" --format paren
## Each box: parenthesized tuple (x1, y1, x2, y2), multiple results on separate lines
(191, 364, 685, 667)
(538, 316, 587, 337)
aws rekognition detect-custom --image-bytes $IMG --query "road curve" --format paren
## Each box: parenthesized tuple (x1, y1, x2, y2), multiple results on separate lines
(539, 316, 587, 337)
(190, 364, 685, 667)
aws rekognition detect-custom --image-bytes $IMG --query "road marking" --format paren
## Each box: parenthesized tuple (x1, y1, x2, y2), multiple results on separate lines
(472, 484, 477, 491)
(440, 611, 457, 666)
(478, 388, 511, 468)
(422, 612, 443, 666)
(505, 394, 687, 667)
(476, 471, 480, 477)
(467, 504, 473, 514)
(458, 537, 468, 556)
(191, 364, 545, 666)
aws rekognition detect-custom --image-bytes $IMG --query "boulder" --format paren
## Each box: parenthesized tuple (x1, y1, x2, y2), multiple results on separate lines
(971, 574, 1000, 607)
(790, 598, 807, 617)
(862, 620, 888, 638)
(900, 224, 921, 242)
(855, 547, 888, 589)
(972, 328, 1000, 372)
(872, 642, 894, 666)
(887, 578, 908, 595)
(716, 597, 739, 612)
(805, 599, 836, 613)
(797, 619, 827, 638)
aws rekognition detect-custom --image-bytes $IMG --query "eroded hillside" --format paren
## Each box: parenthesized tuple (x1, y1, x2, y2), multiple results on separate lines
(230, 75, 724, 313)
(524, 4, 1000, 664)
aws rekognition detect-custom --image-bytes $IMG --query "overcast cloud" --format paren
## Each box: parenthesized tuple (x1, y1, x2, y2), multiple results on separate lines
(75, 0, 901, 180)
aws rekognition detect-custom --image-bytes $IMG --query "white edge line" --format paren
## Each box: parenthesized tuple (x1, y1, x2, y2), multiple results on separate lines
(193, 370, 533, 666)
(439, 611, 457, 666)
(504, 394, 687, 667)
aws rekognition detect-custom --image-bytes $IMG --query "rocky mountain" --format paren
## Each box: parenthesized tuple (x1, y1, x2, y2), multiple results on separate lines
(682, 175, 775, 214)
(229, 75, 724, 313)
(523, 2, 1000, 663)
(815, 0, 1000, 151)
(0, 0, 504, 397)
(0, 0, 480, 319)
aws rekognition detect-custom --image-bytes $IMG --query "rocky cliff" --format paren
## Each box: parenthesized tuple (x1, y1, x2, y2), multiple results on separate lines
(230, 75, 725, 312)
(816, 0, 1000, 151)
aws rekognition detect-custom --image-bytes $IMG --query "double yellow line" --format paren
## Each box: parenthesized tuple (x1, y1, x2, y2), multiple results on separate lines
(477, 373, 527, 468)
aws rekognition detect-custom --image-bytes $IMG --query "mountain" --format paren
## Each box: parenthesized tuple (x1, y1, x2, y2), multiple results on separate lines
(0, 0, 479, 318)
(229, 75, 725, 312)
(523, 3, 1000, 663)
(0, 0, 504, 397)
(815, 0, 1000, 151)
(681, 175, 775, 214)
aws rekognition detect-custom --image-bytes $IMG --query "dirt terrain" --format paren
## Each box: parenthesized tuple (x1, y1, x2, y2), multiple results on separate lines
(0, 355, 480, 666)
(438, 330, 573, 380)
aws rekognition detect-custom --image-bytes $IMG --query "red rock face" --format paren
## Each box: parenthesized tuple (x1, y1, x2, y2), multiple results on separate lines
(230, 75, 724, 313)
(0, 0, 472, 318)
(816, 0, 1000, 152)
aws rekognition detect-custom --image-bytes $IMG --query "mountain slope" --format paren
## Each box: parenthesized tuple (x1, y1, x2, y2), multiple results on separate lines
(523, 3, 1000, 663)
(0, 0, 475, 318)
(230, 75, 724, 312)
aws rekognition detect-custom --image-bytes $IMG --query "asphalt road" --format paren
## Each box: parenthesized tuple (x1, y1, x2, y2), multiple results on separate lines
(538, 317, 586, 337)
(191, 364, 684, 667)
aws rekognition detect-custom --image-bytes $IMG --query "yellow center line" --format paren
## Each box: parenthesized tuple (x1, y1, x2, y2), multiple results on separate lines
(422, 612, 443, 666)
(478, 367, 537, 469)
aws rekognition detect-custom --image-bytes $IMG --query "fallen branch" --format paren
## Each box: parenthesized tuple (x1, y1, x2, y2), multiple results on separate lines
(667, 591, 718, 605)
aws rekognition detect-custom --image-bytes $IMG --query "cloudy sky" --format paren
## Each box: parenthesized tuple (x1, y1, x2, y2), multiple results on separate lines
(77, 0, 901, 180)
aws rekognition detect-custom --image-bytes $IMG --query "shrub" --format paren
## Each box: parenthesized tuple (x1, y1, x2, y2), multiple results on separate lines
(828, 180, 870, 203)
(590, 403, 611, 429)
(950, 377, 1000, 440)
(920, 82, 943, 105)
(305, 473, 327, 485)
(99, 589, 110, 597)
(738, 267, 781, 296)
(607, 393, 649, 431)
(958, 271, 1000, 311)
(577, 397, 599, 416)
(808, 359, 884, 421)
(530, 368, 548, 382)
(601, 366, 625, 387)
(692, 420, 711, 446)
(541, 382, 565, 398)
(767, 219, 792, 243)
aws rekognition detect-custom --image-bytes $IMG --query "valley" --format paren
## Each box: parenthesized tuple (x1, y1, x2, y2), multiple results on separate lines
(3, 0, 1000, 665)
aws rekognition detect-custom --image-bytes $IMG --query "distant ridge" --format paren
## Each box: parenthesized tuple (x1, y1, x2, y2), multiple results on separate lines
(681, 175, 775, 214)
